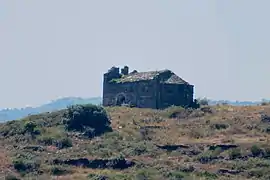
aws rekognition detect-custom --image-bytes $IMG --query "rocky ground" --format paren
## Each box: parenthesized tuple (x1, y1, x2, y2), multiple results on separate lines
(1, 104, 270, 180)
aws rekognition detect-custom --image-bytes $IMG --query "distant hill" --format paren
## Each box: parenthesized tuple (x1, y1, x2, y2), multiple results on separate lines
(0, 96, 268, 122)
(207, 100, 262, 106)
(0, 97, 102, 122)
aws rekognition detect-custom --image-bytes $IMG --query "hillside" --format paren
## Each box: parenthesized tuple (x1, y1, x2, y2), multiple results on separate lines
(1, 104, 270, 179)
(0, 97, 101, 122)
(1, 96, 268, 123)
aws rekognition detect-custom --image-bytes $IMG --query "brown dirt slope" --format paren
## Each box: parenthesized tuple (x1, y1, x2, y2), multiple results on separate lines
(1, 104, 270, 179)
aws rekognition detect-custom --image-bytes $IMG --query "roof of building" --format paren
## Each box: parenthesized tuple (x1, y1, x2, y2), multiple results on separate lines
(114, 69, 190, 84)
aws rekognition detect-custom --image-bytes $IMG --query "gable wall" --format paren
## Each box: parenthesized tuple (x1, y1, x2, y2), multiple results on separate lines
(158, 83, 194, 109)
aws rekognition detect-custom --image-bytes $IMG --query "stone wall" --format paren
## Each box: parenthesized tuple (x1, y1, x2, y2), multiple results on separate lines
(102, 66, 194, 109)
(158, 84, 194, 109)
(134, 80, 158, 108)
(103, 67, 121, 83)
(103, 80, 158, 108)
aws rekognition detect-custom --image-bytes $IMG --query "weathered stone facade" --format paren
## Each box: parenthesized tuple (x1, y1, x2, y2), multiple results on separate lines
(102, 66, 194, 109)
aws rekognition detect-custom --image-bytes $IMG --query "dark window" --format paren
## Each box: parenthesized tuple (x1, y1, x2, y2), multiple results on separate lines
(141, 86, 149, 92)
(144, 86, 149, 92)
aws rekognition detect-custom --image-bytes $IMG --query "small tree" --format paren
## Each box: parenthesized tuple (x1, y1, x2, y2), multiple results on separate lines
(228, 148, 242, 159)
(63, 104, 112, 137)
(23, 121, 40, 136)
(24, 121, 37, 133)
(251, 145, 263, 157)
(197, 98, 209, 106)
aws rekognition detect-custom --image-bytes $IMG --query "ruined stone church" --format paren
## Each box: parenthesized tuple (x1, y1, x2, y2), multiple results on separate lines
(102, 66, 194, 109)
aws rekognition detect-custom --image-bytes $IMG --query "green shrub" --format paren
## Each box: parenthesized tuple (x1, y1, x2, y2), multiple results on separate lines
(228, 148, 242, 159)
(0, 120, 24, 137)
(167, 171, 186, 179)
(12, 158, 40, 174)
(125, 141, 156, 157)
(197, 98, 209, 106)
(49, 166, 72, 176)
(163, 106, 186, 118)
(23, 121, 36, 132)
(5, 174, 21, 180)
(263, 126, 270, 133)
(56, 137, 73, 149)
(261, 101, 270, 106)
(37, 134, 72, 149)
(37, 135, 54, 145)
(188, 128, 206, 139)
(197, 148, 222, 163)
(190, 99, 200, 109)
(210, 123, 229, 130)
(251, 145, 263, 157)
(264, 147, 270, 158)
(63, 104, 112, 136)
(197, 171, 218, 179)
(135, 169, 160, 180)
(23, 121, 40, 136)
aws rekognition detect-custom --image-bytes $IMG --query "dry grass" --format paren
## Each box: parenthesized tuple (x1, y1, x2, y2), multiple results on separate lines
(1, 104, 270, 179)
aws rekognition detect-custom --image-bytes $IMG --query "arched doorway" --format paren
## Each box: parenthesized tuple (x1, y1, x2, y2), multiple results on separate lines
(116, 93, 126, 106)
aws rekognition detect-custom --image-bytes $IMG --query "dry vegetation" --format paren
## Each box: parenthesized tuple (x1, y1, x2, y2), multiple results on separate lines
(1, 104, 270, 180)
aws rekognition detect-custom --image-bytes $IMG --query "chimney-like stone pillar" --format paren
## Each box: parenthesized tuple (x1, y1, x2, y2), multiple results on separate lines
(121, 66, 129, 75)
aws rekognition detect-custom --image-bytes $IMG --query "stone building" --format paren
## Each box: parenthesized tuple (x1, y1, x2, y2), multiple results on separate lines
(102, 66, 194, 109)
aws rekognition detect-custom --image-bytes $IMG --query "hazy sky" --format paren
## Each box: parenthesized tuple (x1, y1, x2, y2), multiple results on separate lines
(1, 0, 270, 108)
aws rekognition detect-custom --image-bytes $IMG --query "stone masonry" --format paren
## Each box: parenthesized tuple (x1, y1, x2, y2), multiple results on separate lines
(102, 66, 194, 109)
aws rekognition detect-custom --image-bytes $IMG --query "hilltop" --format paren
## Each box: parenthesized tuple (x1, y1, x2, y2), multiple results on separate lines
(1, 104, 270, 179)
(0, 96, 267, 122)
